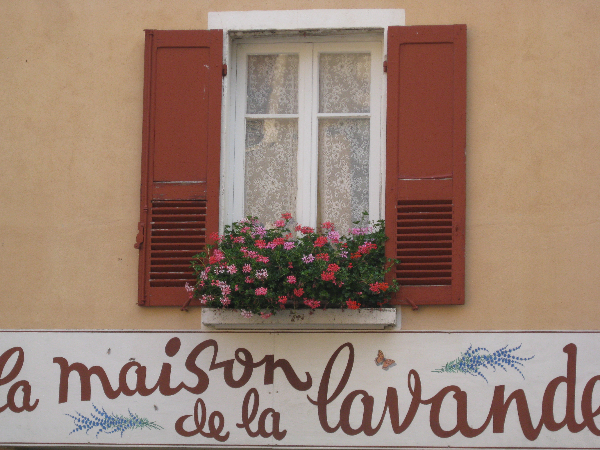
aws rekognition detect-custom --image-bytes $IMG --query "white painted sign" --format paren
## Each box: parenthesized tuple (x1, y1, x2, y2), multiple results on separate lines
(1, 331, 600, 448)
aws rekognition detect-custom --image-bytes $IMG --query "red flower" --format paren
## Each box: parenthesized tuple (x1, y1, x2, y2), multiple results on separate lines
(369, 282, 389, 294)
(272, 237, 285, 247)
(346, 300, 361, 310)
(282, 212, 293, 220)
(358, 242, 377, 254)
(321, 221, 335, 230)
(208, 249, 225, 265)
(293, 288, 304, 297)
(303, 299, 321, 309)
(321, 271, 335, 281)
(327, 263, 340, 273)
(314, 236, 328, 247)
(316, 253, 330, 261)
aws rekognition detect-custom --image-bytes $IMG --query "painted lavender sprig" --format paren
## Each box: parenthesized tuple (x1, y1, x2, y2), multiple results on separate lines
(66, 404, 163, 437)
(433, 344, 534, 383)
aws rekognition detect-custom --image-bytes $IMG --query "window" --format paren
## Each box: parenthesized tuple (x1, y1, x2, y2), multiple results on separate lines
(135, 12, 466, 308)
(230, 37, 383, 232)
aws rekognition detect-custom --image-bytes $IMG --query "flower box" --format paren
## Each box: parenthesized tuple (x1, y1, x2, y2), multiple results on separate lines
(183, 213, 400, 322)
(201, 307, 398, 330)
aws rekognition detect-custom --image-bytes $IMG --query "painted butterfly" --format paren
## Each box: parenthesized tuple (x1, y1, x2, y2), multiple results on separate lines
(375, 350, 395, 370)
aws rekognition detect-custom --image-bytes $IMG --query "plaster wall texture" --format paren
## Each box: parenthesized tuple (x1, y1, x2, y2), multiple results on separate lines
(0, 1, 599, 330)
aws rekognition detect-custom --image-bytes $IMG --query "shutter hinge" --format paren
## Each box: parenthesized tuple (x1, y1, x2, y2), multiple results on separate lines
(134, 222, 144, 249)
(383, 61, 388, 72)
(222, 63, 228, 77)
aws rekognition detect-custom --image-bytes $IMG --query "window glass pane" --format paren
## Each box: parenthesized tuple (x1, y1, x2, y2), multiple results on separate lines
(247, 54, 299, 115)
(245, 119, 298, 225)
(318, 119, 369, 233)
(319, 53, 370, 114)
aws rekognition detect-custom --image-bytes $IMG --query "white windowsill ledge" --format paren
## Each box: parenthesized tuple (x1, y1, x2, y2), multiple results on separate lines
(201, 307, 399, 330)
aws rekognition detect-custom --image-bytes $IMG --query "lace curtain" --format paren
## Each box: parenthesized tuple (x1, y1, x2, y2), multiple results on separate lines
(244, 51, 370, 232)
(318, 53, 370, 232)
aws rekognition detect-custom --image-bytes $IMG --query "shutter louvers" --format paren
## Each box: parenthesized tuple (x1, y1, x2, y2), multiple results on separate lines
(385, 25, 466, 306)
(137, 30, 222, 306)
(395, 199, 453, 286)
(149, 200, 206, 288)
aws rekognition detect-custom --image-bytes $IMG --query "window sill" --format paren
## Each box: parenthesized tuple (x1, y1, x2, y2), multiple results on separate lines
(201, 307, 399, 330)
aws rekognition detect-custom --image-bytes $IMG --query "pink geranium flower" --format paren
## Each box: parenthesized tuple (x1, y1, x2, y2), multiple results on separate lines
(327, 231, 341, 243)
(302, 254, 315, 263)
(255, 269, 268, 280)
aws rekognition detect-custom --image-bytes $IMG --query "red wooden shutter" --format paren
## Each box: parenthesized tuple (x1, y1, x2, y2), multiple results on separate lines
(385, 25, 466, 306)
(136, 30, 223, 306)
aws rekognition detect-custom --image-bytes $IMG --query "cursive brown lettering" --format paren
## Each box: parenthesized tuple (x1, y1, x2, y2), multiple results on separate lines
(307, 342, 354, 433)
(175, 397, 229, 441)
(581, 375, 600, 434)
(237, 388, 287, 440)
(0, 347, 38, 413)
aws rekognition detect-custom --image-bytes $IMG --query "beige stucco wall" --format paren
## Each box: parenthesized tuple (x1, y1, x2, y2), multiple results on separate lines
(1, 1, 599, 330)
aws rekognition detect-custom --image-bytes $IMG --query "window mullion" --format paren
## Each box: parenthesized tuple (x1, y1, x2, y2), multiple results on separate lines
(316, 113, 371, 119)
(368, 41, 383, 223)
(296, 44, 316, 227)
(232, 46, 248, 223)
(245, 114, 300, 119)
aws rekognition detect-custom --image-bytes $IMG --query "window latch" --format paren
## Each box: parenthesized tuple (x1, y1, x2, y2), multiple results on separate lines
(383, 61, 388, 73)
(222, 63, 228, 77)
(405, 298, 419, 311)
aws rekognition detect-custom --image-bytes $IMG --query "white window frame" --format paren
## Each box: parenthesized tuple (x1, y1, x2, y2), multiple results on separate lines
(232, 38, 383, 227)
(208, 9, 405, 231)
